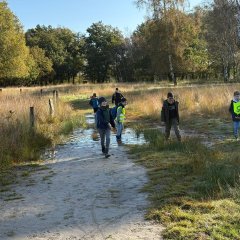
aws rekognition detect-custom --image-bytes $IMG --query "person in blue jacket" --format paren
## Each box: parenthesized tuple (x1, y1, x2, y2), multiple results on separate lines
(229, 91, 240, 140)
(96, 97, 115, 158)
(89, 93, 99, 113)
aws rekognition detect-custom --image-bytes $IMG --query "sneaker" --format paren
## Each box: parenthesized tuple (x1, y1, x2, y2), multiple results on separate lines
(105, 153, 111, 158)
(235, 136, 239, 141)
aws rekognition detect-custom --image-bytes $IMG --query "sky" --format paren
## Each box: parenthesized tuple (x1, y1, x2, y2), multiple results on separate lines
(6, 0, 204, 36)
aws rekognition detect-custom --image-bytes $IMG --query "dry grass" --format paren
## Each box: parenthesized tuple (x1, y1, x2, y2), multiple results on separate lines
(0, 90, 85, 171)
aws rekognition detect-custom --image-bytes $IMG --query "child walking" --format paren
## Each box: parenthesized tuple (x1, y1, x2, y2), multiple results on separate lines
(116, 98, 127, 143)
(229, 91, 240, 140)
(161, 92, 181, 141)
(96, 97, 115, 158)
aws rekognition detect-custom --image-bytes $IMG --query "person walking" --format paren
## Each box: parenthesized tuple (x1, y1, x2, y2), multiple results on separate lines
(89, 93, 99, 113)
(229, 91, 240, 140)
(112, 88, 124, 106)
(161, 92, 181, 141)
(96, 97, 115, 158)
(116, 98, 127, 143)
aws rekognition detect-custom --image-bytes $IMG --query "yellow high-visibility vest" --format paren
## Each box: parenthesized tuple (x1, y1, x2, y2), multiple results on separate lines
(233, 101, 240, 115)
(117, 106, 126, 122)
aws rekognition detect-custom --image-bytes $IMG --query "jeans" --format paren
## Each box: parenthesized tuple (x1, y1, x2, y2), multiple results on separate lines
(116, 122, 123, 138)
(233, 121, 240, 138)
(165, 118, 181, 141)
(98, 128, 111, 152)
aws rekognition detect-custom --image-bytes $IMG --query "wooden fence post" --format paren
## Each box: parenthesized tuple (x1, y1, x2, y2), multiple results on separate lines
(40, 89, 43, 97)
(29, 107, 35, 129)
(20, 88, 22, 94)
(0, 89, 2, 93)
(49, 99, 54, 116)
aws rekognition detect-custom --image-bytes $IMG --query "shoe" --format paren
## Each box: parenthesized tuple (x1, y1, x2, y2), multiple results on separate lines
(235, 136, 239, 141)
(102, 146, 106, 154)
(105, 153, 111, 158)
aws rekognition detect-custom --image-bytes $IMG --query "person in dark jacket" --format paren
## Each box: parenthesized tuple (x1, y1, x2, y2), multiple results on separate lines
(229, 91, 240, 140)
(96, 97, 115, 158)
(89, 93, 99, 113)
(112, 88, 124, 106)
(161, 92, 181, 141)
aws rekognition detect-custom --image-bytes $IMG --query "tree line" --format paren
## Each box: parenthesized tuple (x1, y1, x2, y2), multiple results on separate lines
(0, 0, 239, 86)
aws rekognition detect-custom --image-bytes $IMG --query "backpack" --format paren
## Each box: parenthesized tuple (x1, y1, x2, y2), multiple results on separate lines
(110, 106, 118, 119)
(91, 98, 99, 108)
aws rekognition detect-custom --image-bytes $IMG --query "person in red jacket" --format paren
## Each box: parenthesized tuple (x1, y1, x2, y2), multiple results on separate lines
(161, 92, 181, 141)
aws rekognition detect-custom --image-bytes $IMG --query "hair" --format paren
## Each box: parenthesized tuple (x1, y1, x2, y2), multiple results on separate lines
(116, 88, 119, 91)
(167, 92, 174, 98)
(93, 93, 96, 97)
(234, 91, 240, 96)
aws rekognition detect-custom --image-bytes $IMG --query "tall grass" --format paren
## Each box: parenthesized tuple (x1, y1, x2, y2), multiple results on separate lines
(0, 91, 85, 171)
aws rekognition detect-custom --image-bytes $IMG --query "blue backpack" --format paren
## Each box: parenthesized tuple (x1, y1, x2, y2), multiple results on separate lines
(92, 98, 99, 108)
(110, 106, 118, 119)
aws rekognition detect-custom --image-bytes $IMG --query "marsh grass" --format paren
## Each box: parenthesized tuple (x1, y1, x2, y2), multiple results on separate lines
(129, 129, 240, 239)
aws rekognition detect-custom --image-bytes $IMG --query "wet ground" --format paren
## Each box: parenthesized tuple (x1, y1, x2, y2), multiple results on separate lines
(0, 114, 163, 240)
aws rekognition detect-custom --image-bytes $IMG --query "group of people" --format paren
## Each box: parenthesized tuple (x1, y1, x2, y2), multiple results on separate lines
(89, 88, 240, 158)
(89, 88, 127, 158)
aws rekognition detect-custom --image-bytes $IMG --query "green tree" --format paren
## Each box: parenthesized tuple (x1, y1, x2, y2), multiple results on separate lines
(25, 26, 84, 83)
(83, 22, 125, 83)
(29, 46, 54, 85)
(0, 1, 31, 84)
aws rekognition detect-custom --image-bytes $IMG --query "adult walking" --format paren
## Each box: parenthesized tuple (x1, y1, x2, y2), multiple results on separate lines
(112, 88, 124, 106)
(161, 92, 181, 141)
(96, 97, 115, 158)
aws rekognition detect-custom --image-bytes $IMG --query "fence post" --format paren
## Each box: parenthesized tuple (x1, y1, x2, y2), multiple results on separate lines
(29, 107, 35, 129)
(0, 89, 2, 93)
(49, 99, 54, 116)
(40, 89, 43, 97)
(20, 88, 22, 94)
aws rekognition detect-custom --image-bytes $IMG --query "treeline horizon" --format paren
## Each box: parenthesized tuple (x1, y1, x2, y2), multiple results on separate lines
(0, 0, 240, 86)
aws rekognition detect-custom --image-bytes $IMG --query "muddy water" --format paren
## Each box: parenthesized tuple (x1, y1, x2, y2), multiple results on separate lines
(0, 114, 163, 240)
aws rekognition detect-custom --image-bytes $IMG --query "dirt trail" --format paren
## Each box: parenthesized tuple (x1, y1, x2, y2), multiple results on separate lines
(0, 115, 163, 240)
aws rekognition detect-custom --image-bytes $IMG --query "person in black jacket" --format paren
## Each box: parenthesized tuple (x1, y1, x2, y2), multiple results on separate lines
(161, 92, 181, 141)
(112, 88, 124, 106)
(96, 97, 115, 158)
(229, 91, 240, 140)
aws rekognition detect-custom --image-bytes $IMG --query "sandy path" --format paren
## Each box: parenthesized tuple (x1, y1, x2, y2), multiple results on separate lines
(0, 119, 163, 240)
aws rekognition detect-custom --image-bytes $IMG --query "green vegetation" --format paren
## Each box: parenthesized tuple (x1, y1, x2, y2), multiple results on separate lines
(129, 129, 240, 239)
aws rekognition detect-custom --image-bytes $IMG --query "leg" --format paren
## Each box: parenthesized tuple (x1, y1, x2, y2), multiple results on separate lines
(233, 121, 239, 139)
(105, 128, 111, 157)
(165, 122, 171, 140)
(116, 122, 123, 140)
(172, 118, 181, 141)
(98, 128, 106, 153)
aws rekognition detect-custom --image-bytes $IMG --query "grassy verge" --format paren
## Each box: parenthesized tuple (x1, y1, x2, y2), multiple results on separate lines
(0, 93, 86, 175)
(129, 129, 240, 239)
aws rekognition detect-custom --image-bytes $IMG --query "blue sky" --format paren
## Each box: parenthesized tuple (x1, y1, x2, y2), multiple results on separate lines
(6, 0, 204, 35)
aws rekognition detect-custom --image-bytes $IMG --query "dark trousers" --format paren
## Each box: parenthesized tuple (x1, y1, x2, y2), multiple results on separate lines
(98, 128, 111, 153)
(165, 118, 181, 141)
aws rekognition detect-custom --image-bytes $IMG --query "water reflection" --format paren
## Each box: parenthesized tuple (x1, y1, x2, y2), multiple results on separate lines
(43, 114, 146, 162)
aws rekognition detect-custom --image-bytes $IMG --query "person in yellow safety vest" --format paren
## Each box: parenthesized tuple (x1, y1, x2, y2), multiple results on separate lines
(116, 98, 127, 142)
(229, 91, 240, 140)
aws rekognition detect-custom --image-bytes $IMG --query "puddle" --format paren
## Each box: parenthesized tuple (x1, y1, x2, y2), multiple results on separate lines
(43, 113, 146, 162)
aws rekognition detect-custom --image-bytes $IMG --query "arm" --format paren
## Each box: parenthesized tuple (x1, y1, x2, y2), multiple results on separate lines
(229, 101, 233, 114)
(110, 111, 116, 128)
(160, 106, 166, 122)
(112, 94, 115, 104)
(89, 99, 93, 106)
